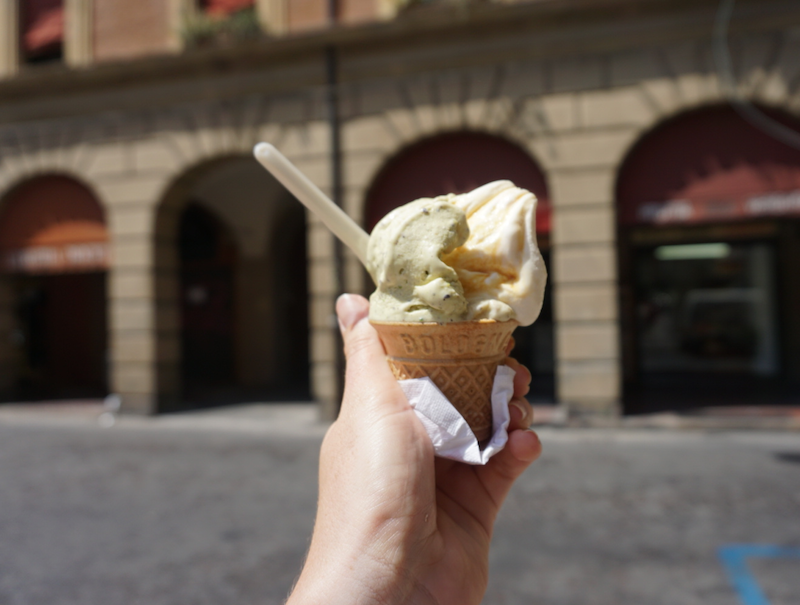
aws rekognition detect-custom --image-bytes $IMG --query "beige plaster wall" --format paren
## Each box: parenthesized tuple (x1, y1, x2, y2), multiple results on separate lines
(0, 24, 797, 418)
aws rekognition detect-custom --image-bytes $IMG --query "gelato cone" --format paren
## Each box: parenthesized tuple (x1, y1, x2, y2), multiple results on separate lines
(366, 180, 546, 445)
(371, 319, 517, 442)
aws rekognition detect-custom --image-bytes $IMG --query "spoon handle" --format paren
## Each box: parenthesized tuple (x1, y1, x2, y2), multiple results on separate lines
(254, 143, 369, 267)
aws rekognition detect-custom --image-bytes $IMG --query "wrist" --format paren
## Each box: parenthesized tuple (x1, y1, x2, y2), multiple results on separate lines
(286, 538, 414, 605)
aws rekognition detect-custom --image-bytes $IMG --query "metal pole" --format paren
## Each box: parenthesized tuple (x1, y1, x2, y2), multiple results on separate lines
(325, 0, 346, 419)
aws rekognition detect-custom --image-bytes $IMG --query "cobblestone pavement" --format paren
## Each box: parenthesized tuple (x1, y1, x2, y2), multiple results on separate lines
(0, 403, 799, 605)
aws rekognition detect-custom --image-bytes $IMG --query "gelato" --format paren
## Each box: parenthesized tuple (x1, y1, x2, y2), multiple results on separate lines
(366, 180, 546, 326)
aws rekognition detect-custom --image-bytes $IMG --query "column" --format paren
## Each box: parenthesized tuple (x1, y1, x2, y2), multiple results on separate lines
(0, 0, 19, 78)
(64, 0, 93, 67)
(96, 163, 172, 415)
(551, 166, 621, 418)
(256, 0, 287, 36)
(166, 0, 197, 51)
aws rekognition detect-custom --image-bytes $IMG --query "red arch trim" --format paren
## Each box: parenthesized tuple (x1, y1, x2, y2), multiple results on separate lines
(617, 105, 800, 226)
(364, 132, 551, 234)
(0, 175, 109, 274)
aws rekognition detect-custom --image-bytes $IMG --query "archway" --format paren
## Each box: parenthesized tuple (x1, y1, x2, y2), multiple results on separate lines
(617, 104, 800, 413)
(155, 156, 309, 411)
(0, 175, 109, 400)
(364, 131, 554, 402)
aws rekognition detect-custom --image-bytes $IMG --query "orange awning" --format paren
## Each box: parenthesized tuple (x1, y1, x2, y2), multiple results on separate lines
(0, 176, 109, 274)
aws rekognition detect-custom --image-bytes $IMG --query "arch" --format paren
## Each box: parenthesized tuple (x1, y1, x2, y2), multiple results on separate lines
(616, 103, 800, 414)
(363, 130, 555, 402)
(617, 104, 800, 227)
(153, 153, 309, 411)
(0, 173, 109, 401)
(0, 174, 109, 274)
(364, 131, 551, 233)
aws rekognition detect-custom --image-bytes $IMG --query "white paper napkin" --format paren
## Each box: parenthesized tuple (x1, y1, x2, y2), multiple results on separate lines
(399, 365, 515, 465)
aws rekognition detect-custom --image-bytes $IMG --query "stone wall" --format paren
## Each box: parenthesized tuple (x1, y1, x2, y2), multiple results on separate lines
(0, 21, 798, 416)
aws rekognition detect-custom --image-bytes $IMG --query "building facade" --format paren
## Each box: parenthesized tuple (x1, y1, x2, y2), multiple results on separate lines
(0, 0, 798, 419)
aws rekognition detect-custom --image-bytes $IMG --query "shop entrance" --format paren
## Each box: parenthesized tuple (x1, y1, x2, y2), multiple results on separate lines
(178, 202, 237, 403)
(0, 175, 109, 400)
(364, 131, 555, 401)
(618, 106, 800, 413)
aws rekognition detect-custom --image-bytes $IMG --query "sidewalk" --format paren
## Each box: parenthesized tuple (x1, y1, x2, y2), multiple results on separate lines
(1, 400, 798, 433)
(0, 400, 329, 438)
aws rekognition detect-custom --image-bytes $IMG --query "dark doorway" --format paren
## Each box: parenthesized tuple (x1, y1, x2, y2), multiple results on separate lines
(12, 272, 107, 400)
(269, 205, 310, 399)
(179, 203, 237, 404)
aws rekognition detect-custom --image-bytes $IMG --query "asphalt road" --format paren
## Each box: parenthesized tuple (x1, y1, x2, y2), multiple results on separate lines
(0, 406, 799, 605)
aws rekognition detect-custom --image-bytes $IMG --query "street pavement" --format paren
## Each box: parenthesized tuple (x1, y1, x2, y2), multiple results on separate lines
(0, 403, 799, 605)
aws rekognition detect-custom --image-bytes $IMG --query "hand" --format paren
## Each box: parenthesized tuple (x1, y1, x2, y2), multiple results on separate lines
(287, 294, 542, 605)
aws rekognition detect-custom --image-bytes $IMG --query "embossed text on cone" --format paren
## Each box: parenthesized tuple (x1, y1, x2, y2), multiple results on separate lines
(371, 320, 517, 442)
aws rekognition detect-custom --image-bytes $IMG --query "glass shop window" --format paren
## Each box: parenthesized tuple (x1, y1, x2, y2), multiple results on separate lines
(635, 241, 779, 377)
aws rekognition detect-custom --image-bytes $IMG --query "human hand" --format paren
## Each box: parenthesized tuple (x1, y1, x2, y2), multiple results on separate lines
(287, 294, 542, 605)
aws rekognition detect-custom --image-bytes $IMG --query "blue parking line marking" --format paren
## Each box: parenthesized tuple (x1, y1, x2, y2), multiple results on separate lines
(718, 544, 800, 605)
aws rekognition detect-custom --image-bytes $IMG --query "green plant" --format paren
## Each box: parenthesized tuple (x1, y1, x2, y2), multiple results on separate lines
(182, 7, 263, 50)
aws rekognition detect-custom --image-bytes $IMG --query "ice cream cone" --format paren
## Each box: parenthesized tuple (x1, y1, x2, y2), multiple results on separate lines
(371, 319, 518, 442)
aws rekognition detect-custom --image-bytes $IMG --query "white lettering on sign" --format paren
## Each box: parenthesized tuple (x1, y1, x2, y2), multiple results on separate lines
(746, 190, 800, 216)
(637, 190, 800, 225)
(3, 242, 110, 273)
(638, 200, 694, 224)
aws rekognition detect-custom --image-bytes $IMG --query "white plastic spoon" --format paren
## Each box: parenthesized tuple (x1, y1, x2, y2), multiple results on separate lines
(253, 143, 369, 267)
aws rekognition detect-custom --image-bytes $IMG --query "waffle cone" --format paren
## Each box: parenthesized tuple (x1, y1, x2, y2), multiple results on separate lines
(371, 319, 518, 442)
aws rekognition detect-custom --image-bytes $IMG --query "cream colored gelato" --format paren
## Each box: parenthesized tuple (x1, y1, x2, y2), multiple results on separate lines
(366, 180, 546, 326)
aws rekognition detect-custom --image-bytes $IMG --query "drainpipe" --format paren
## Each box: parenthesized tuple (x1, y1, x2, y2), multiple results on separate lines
(324, 0, 346, 420)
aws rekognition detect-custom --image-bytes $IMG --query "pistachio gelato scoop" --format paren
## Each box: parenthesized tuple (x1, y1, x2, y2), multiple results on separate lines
(367, 180, 547, 326)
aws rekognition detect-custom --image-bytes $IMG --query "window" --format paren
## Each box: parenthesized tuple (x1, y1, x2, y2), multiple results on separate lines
(21, 0, 64, 64)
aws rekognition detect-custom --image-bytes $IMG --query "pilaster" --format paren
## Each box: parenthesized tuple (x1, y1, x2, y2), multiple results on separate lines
(65, 0, 93, 67)
(0, 0, 19, 78)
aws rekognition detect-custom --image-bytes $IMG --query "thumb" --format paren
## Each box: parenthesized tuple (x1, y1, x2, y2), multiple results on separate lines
(336, 294, 406, 415)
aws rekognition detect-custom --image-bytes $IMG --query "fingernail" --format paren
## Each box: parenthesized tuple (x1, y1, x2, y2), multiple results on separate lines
(510, 400, 528, 425)
(336, 294, 364, 331)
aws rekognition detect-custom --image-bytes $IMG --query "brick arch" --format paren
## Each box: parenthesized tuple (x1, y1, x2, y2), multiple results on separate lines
(0, 171, 110, 401)
(615, 102, 800, 226)
(151, 154, 255, 412)
(0, 173, 109, 274)
(151, 152, 307, 412)
(0, 167, 108, 217)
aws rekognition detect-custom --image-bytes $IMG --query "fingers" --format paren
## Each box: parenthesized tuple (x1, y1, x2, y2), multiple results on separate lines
(504, 356, 532, 398)
(476, 428, 542, 511)
(508, 397, 533, 430)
